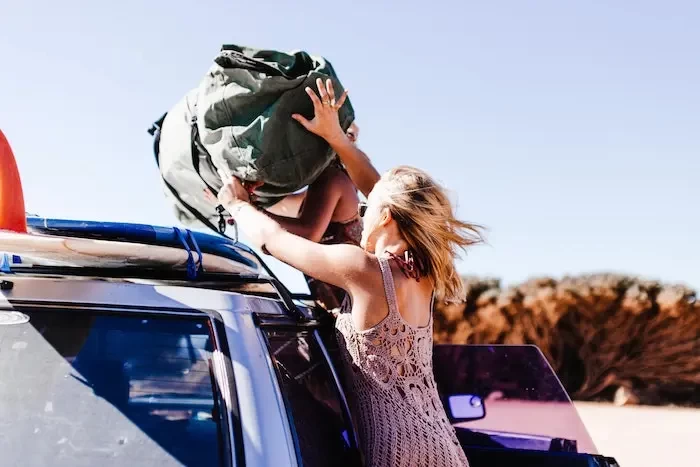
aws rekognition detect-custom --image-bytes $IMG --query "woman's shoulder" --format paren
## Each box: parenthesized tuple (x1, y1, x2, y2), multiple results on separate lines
(323, 247, 382, 293)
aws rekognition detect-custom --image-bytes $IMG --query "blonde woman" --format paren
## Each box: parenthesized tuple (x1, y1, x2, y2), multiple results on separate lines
(217, 80, 481, 466)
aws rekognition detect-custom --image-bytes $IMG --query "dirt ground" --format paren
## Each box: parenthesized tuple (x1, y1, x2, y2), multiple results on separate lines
(574, 402, 699, 467)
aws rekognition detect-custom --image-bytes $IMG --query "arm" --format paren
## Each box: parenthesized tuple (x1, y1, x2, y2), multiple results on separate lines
(225, 197, 373, 292)
(263, 167, 348, 243)
(292, 78, 381, 198)
(326, 133, 380, 199)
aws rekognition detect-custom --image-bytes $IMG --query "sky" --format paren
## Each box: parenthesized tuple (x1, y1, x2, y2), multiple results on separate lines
(1, 0, 698, 293)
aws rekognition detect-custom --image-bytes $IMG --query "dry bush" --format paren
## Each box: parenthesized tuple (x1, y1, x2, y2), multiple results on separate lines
(433, 274, 700, 406)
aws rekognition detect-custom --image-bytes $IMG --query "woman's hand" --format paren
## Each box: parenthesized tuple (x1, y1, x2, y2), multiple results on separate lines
(292, 78, 349, 144)
(293, 79, 379, 198)
(204, 173, 252, 215)
(219, 177, 249, 207)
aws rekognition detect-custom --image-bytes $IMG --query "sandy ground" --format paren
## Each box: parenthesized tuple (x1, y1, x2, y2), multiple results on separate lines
(574, 402, 699, 467)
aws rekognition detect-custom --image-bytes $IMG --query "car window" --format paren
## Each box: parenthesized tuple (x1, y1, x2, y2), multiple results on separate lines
(263, 329, 360, 467)
(0, 308, 227, 467)
(433, 345, 598, 454)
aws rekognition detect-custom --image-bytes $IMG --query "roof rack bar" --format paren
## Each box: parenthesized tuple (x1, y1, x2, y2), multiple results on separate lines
(1, 264, 309, 321)
(289, 292, 314, 301)
(268, 277, 307, 321)
(0, 265, 259, 282)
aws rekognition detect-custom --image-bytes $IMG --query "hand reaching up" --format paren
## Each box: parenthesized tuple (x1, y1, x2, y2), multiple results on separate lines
(292, 78, 349, 144)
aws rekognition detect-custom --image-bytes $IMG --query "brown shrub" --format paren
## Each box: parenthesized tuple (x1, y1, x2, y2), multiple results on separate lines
(433, 274, 700, 406)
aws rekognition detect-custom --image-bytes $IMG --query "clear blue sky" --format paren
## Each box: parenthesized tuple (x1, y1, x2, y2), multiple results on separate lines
(1, 1, 698, 292)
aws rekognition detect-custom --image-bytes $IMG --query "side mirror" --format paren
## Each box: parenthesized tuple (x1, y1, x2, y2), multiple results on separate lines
(447, 394, 485, 421)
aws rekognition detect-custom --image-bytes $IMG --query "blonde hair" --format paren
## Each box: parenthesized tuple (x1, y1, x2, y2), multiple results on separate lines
(376, 166, 485, 300)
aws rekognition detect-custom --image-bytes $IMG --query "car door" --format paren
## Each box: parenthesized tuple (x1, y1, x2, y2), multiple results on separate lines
(432, 344, 621, 466)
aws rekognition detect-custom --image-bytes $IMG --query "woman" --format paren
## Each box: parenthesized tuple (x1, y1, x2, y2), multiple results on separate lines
(216, 79, 481, 466)
(234, 80, 379, 310)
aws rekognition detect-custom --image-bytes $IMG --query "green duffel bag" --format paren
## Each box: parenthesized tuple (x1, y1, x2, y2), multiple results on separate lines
(150, 44, 354, 233)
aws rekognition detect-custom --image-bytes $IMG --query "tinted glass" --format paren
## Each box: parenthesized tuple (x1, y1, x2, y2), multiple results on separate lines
(0, 308, 225, 467)
(433, 345, 598, 454)
(264, 330, 359, 467)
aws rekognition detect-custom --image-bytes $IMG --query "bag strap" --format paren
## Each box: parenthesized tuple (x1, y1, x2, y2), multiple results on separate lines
(149, 115, 228, 235)
(215, 49, 290, 78)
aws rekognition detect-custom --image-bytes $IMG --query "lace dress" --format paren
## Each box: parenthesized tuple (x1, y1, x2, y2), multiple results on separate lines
(334, 257, 469, 467)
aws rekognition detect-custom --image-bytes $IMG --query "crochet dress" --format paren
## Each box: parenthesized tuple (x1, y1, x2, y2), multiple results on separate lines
(334, 257, 469, 466)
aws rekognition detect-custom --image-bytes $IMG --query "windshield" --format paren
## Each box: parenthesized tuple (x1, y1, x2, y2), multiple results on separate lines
(433, 344, 598, 454)
(0, 308, 225, 467)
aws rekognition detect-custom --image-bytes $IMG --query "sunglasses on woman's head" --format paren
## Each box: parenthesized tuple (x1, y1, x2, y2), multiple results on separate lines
(358, 202, 368, 218)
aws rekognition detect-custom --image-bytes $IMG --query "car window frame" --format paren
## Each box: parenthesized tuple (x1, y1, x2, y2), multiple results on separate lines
(256, 318, 362, 466)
